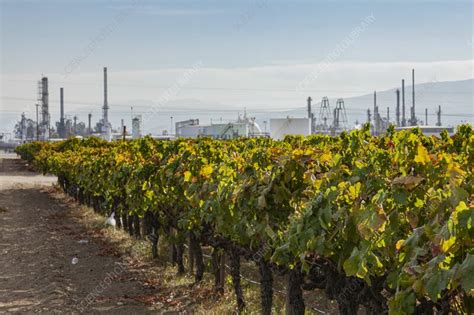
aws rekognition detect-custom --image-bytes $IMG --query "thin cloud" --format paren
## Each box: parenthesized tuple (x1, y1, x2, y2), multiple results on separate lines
(109, 4, 222, 16)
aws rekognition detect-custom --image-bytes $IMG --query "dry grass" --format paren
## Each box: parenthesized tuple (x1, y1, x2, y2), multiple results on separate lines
(49, 185, 338, 314)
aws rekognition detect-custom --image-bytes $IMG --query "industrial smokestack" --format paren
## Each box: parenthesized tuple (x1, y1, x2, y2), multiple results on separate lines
(402, 79, 406, 127)
(307, 96, 312, 133)
(88, 113, 92, 134)
(102, 67, 112, 141)
(373, 91, 378, 134)
(396, 89, 400, 126)
(425, 108, 428, 125)
(412, 69, 415, 125)
(307, 96, 312, 118)
(60, 88, 64, 122)
(387, 107, 390, 122)
(103, 67, 109, 123)
(58, 87, 66, 138)
(373, 91, 377, 116)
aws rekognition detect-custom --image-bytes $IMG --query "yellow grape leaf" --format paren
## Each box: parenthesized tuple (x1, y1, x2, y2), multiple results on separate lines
(320, 153, 332, 164)
(414, 198, 424, 208)
(145, 190, 154, 200)
(414, 145, 430, 165)
(200, 165, 213, 177)
(452, 201, 469, 224)
(184, 171, 192, 182)
(441, 236, 456, 253)
(396, 239, 404, 251)
(348, 182, 361, 200)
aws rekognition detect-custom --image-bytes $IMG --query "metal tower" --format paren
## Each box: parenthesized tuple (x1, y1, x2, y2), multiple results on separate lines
(316, 97, 332, 134)
(333, 98, 348, 131)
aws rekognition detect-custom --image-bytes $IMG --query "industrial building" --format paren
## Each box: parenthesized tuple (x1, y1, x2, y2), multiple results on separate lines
(175, 113, 267, 139)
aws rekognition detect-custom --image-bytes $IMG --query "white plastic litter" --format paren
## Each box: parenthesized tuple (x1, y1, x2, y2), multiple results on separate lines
(71, 257, 79, 265)
(77, 240, 88, 244)
(105, 212, 116, 229)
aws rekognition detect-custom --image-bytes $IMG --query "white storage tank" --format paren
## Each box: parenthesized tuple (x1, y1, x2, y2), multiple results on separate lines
(270, 117, 311, 140)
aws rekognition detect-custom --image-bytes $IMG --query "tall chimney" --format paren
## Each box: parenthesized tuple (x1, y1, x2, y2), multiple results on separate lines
(88, 113, 92, 133)
(412, 69, 415, 125)
(58, 87, 66, 138)
(60, 88, 64, 123)
(307, 96, 312, 118)
(425, 108, 428, 125)
(402, 79, 406, 126)
(103, 67, 109, 124)
(373, 91, 377, 116)
(387, 107, 390, 122)
(41, 77, 49, 140)
(373, 91, 378, 134)
(307, 96, 312, 133)
(396, 89, 400, 126)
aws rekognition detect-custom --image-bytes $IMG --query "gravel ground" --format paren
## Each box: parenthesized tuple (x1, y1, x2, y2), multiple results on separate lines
(0, 154, 158, 314)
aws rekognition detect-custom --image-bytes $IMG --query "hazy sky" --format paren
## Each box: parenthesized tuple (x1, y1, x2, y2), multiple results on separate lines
(1, 0, 473, 134)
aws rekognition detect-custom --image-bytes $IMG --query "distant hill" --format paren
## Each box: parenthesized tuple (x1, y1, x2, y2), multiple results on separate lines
(335, 79, 473, 126)
(269, 79, 473, 128)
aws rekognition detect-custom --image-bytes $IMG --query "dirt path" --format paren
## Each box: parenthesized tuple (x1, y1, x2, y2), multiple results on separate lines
(0, 154, 158, 314)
